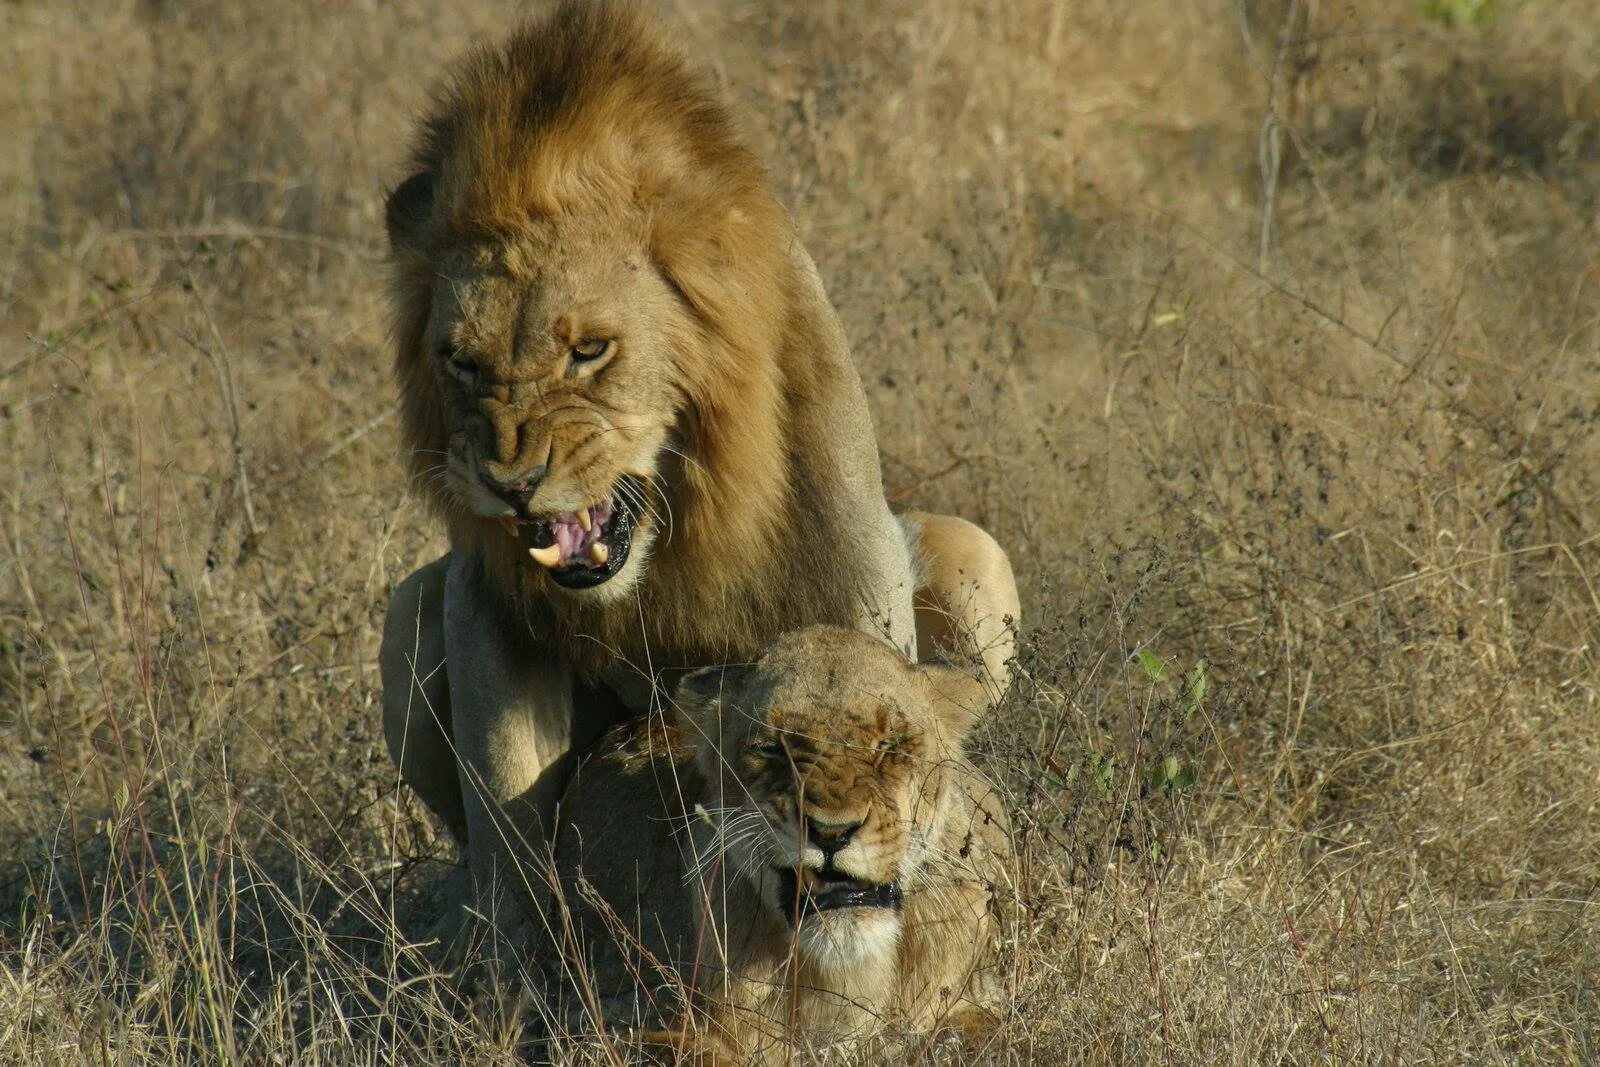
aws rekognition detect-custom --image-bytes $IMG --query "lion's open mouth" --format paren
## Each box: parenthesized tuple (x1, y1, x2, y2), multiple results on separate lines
(777, 867, 902, 921)
(501, 476, 641, 589)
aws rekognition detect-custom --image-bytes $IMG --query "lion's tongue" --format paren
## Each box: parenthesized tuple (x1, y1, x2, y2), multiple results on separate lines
(529, 500, 614, 569)
(550, 517, 590, 559)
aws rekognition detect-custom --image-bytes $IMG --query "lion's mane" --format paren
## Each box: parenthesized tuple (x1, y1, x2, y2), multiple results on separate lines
(387, 2, 881, 670)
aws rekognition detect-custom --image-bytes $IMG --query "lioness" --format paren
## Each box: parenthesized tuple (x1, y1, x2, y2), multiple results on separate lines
(550, 626, 1012, 1062)
(376, 1, 1018, 950)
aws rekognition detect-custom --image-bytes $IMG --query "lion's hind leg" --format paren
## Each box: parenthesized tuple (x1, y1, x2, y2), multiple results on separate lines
(901, 512, 1021, 698)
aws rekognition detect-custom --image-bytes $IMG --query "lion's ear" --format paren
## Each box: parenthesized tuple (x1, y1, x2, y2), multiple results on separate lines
(917, 661, 991, 743)
(385, 171, 436, 255)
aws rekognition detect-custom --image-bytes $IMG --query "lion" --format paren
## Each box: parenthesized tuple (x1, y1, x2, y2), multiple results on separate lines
(548, 626, 1013, 1063)
(375, 0, 1019, 956)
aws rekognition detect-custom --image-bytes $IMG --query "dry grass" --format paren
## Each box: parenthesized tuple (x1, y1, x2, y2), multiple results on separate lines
(4, 0, 1599, 1062)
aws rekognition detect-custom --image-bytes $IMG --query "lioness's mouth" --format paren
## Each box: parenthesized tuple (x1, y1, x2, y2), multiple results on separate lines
(500, 476, 641, 589)
(777, 867, 902, 921)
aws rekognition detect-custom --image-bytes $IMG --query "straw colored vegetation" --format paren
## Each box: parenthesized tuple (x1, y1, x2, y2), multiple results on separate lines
(2, 0, 1597, 1061)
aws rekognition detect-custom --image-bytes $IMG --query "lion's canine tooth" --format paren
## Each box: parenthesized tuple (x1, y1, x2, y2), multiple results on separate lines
(498, 517, 520, 539)
(528, 543, 563, 568)
(589, 542, 609, 565)
(576, 507, 592, 532)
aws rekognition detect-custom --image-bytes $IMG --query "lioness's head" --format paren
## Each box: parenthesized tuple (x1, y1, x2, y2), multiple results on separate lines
(387, 2, 790, 603)
(677, 627, 989, 970)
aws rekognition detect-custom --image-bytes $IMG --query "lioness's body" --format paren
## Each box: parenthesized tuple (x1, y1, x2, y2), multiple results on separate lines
(375, 1, 1017, 954)
(550, 628, 1012, 1062)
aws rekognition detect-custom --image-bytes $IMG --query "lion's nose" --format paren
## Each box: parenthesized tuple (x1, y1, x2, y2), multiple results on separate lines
(806, 816, 863, 859)
(484, 464, 547, 513)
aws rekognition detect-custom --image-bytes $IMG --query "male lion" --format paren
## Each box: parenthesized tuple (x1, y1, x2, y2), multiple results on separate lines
(377, 1, 1018, 951)
(550, 626, 1012, 1062)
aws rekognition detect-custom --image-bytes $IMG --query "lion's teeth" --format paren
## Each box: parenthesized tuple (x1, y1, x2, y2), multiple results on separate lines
(498, 517, 520, 538)
(589, 542, 609, 565)
(528, 543, 562, 568)
(576, 507, 592, 532)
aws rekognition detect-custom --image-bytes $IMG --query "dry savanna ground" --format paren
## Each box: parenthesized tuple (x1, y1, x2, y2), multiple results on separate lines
(3, 0, 1598, 1062)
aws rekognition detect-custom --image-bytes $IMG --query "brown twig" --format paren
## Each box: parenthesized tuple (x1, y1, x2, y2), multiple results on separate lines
(1239, 0, 1304, 276)
(153, 276, 263, 538)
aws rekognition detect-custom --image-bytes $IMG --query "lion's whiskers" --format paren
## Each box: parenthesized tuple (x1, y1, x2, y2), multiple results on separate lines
(616, 473, 674, 549)
(641, 474, 677, 546)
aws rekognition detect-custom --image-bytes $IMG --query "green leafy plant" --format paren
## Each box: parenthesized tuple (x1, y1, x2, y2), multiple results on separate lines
(1147, 752, 1196, 792)
(1418, 0, 1497, 27)
(1133, 648, 1204, 792)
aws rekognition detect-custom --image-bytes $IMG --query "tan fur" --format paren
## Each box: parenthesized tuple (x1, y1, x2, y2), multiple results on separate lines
(551, 627, 1012, 1063)
(379, 0, 927, 956)
(387, 2, 882, 665)
(375, 2, 1020, 968)
(904, 510, 1022, 698)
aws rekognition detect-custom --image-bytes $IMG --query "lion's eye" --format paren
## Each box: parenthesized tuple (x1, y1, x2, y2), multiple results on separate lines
(753, 739, 786, 762)
(570, 338, 613, 363)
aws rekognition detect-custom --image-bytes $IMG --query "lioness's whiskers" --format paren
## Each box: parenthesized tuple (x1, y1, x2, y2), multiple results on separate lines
(696, 814, 779, 890)
(690, 808, 768, 884)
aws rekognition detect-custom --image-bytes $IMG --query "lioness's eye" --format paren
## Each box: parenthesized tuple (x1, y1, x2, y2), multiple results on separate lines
(570, 338, 613, 362)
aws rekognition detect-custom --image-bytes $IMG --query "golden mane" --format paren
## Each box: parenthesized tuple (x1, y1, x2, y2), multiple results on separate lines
(386, 1, 871, 670)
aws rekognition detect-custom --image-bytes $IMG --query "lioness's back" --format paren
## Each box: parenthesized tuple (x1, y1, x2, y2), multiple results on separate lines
(550, 715, 705, 1026)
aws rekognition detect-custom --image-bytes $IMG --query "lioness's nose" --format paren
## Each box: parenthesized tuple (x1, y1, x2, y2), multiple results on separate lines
(806, 816, 863, 858)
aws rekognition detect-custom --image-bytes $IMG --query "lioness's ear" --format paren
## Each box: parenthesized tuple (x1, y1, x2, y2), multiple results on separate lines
(676, 662, 757, 704)
(918, 661, 991, 743)
(673, 663, 758, 736)
(385, 171, 435, 255)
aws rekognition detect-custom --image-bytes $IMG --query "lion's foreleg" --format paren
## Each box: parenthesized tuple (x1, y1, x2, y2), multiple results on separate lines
(380, 555, 468, 843)
(442, 557, 583, 977)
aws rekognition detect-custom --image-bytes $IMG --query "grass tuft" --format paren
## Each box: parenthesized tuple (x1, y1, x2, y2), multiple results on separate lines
(2, 0, 1597, 1060)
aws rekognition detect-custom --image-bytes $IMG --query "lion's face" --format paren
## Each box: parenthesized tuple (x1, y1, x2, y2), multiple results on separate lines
(679, 627, 985, 971)
(388, 9, 802, 611)
(412, 209, 697, 600)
